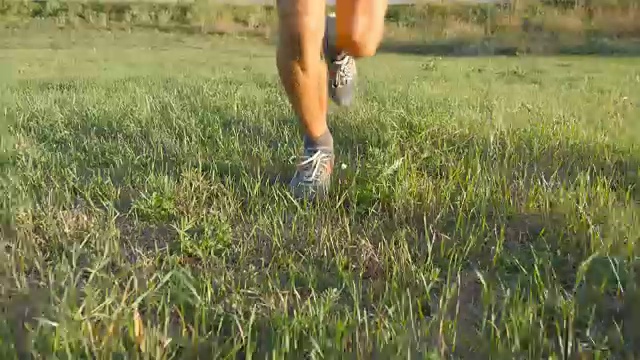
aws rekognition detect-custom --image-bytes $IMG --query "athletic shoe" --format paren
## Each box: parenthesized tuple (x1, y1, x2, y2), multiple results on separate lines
(288, 142, 334, 201)
(324, 13, 357, 107)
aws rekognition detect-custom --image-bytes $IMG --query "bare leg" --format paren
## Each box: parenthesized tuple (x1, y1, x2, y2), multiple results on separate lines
(335, 0, 388, 58)
(276, 0, 334, 200)
(324, 0, 388, 107)
(276, 0, 388, 200)
(276, 0, 328, 140)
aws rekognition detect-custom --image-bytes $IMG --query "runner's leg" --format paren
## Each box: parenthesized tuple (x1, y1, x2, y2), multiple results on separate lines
(276, 0, 328, 140)
(276, 0, 335, 200)
(324, 0, 388, 106)
(335, 0, 387, 58)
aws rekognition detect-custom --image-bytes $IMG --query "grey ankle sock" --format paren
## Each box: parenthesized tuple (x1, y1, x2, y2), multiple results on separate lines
(304, 130, 333, 151)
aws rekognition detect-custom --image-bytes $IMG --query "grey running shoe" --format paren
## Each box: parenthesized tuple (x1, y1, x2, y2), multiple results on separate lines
(288, 145, 334, 201)
(324, 14, 357, 107)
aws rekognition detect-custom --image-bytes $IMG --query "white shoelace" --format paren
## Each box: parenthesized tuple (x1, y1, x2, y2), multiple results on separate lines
(332, 55, 355, 88)
(295, 150, 333, 183)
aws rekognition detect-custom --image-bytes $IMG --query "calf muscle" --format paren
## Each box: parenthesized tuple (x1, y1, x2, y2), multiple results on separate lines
(276, 0, 328, 139)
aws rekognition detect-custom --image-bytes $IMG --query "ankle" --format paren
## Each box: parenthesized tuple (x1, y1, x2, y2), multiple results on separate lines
(304, 130, 333, 151)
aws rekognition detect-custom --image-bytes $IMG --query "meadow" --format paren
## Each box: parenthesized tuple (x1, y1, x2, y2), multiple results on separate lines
(1, 3, 640, 359)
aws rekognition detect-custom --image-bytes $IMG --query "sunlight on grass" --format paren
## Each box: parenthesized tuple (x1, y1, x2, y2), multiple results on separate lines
(1, 28, 640, 358)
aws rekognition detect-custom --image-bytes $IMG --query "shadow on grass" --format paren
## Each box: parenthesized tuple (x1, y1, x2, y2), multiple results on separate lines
(379, 36, 640, 57)
(331, 122, 640, 356)
(6, 77, 640, 357)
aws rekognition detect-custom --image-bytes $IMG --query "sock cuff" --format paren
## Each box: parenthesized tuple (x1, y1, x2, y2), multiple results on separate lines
(304, 130, 334, 150)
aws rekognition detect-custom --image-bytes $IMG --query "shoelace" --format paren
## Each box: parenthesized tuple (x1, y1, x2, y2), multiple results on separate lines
(295, 150, 333, 183)
(331, 54, 355, 88)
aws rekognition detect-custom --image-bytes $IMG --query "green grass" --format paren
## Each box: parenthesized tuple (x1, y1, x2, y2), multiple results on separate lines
(2, 27, 640, 358)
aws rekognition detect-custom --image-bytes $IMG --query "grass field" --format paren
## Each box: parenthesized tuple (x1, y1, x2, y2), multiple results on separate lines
(1, 27, 640, 358)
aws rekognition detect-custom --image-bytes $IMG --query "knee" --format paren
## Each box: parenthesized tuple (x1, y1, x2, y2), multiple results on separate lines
(277, 11, 324, 70)
(341, 34, 380, 57)
(336, 21, 382, 57)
